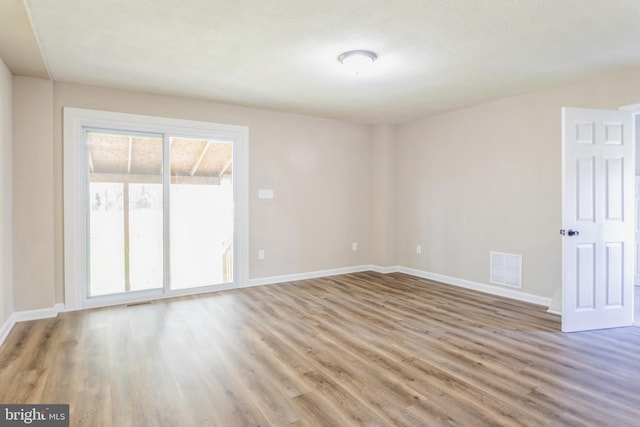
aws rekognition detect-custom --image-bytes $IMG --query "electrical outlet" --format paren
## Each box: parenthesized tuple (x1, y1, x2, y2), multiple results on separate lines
(416, 245, 422, 254)
(258, 249, 265, 260)
(352, 242, 358, 251)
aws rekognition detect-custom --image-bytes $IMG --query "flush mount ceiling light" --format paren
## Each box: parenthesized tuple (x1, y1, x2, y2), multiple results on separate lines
(338, 50, 377, 75)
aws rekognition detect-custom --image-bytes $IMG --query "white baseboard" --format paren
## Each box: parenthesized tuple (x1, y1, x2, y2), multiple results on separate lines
(369, 265, 400, 274)
(0, 303, 64, 347)
(246, 265, 374, 287)
(2, 265, 554, 347)
(0, 317, 14, 348)
(396, 266, 552, 307)
(10, 303, 64, 322)
(246, 264, 551, 308)
(547, 309, 562, 316)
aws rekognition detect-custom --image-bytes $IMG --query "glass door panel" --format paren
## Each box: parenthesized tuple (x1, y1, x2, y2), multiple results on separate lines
(169, 137, 233, 289)
(88, 182, 124, 295)
(87, 130, 164, 297)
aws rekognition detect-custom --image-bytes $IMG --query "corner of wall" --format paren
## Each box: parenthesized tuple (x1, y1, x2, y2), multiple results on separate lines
(0, 57, 13, 327)
(12, 76, 55, 312)
(370, 123, 398, 267)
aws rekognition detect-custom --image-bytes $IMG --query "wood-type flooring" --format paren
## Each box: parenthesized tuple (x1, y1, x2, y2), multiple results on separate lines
(1, 272, 639, 426)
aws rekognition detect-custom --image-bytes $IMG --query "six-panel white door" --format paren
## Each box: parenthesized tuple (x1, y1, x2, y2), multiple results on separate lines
(562, 107, 634, 332)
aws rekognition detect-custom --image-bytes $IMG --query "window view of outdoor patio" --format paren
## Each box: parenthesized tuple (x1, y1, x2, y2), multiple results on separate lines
(87, 131, 233, 297)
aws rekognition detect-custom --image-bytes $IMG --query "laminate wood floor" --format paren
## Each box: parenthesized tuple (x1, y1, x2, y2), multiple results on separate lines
(1, 272, 640, 426)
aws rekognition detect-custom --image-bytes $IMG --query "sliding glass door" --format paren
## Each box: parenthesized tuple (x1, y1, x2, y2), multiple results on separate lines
(169, 137, 234, 290)
(87, 130, 164, 297)
(85, 129, 234, 300)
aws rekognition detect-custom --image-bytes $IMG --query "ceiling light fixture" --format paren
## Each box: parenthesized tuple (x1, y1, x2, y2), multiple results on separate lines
(338, 50, 377, 75)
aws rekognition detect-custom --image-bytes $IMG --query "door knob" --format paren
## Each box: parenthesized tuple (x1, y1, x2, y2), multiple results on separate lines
(560, 229, 580, 236)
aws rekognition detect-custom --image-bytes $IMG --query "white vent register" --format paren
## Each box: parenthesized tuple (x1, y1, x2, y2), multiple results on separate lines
(490, 251, 522, 288)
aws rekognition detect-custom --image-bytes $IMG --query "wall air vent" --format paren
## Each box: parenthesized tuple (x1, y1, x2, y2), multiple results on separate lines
(490, 251, 522, 288)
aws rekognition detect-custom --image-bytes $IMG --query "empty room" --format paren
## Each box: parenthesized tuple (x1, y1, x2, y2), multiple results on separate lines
(1, 0, 640, 426)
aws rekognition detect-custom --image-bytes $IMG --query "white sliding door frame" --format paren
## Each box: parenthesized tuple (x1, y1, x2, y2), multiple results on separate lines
(64, 108, 249, 310)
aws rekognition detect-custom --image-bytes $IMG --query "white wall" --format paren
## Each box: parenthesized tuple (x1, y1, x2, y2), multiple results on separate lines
(370, 123, 397, 267)
(397, 67, 640, 299)
(49, 82, 372, 304)
(10, 65, 640, 313)
(12, 76, 54, 311)
(0, 58, 12, 324)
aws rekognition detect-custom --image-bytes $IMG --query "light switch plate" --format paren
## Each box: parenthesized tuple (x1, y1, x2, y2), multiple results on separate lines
(258, 189, 274, 199)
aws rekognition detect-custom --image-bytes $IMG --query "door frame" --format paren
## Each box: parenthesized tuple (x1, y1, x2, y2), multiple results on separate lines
(63, 108, 249, 310)
(561, 107, 635, 332)
(620, 104, 640, 326)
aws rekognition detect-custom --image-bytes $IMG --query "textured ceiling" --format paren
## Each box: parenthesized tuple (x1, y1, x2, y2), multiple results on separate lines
(13, 0, 640, 123)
